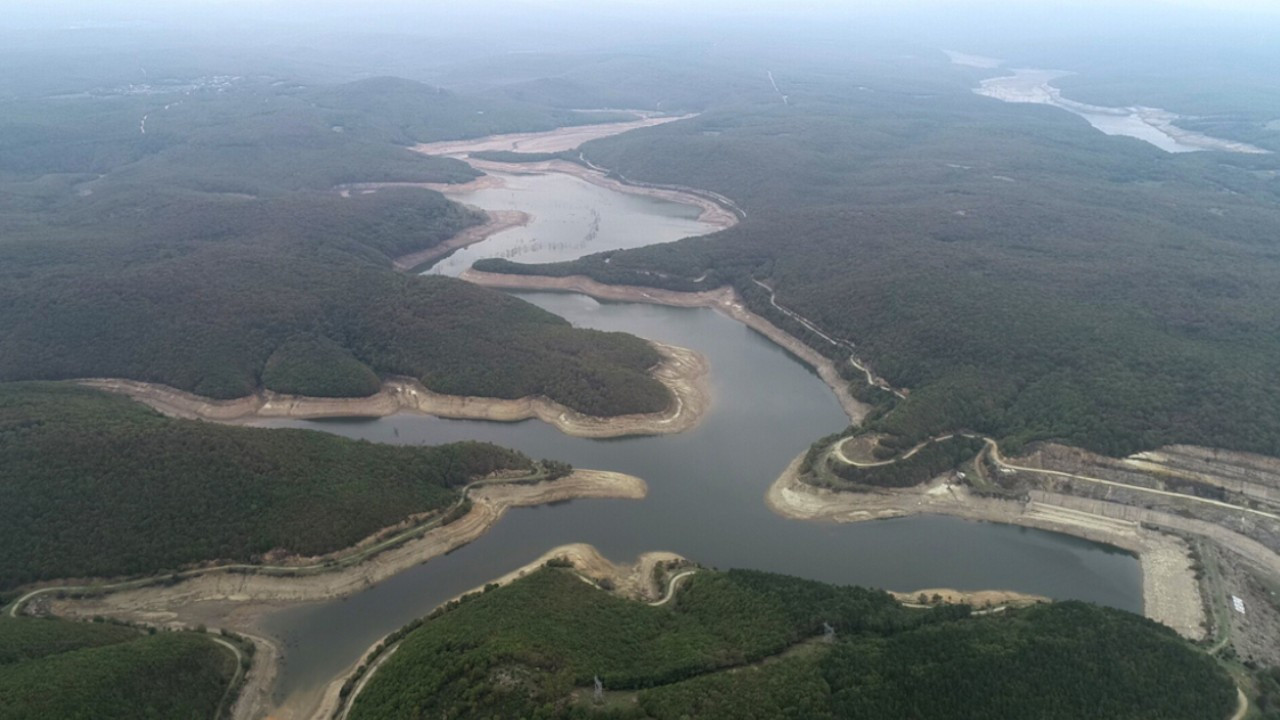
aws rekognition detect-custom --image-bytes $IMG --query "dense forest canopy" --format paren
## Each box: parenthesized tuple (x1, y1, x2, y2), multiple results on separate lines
(0, 616, 235, 720)
(480, 51, 1280, 457)
(0, 383, 534, 588)
(351, 567, 1235, 720)
(0, 77, 670, 415)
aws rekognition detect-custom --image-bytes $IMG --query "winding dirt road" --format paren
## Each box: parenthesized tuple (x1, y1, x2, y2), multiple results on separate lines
(649, 570, 698, 607)
(827, 432, 1280, 523)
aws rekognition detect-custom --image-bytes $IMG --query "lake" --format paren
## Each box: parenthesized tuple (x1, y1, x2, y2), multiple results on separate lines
(256, 294, 1140, 707)
(248, 157, 1142, 712)
(976, 68, 1268, 154)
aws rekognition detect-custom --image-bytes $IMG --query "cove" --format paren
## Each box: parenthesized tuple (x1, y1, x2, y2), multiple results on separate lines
(255, 292, 1140, 707)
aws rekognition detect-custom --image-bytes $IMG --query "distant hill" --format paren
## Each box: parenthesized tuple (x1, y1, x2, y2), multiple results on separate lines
(351, 567, 1235, 720)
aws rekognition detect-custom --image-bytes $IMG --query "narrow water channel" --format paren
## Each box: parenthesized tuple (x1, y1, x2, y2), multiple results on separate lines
(251, 161, 1142, 709)
(975, 68, 1267, 154)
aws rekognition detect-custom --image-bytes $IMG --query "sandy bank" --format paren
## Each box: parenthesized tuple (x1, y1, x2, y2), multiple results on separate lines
(976, 70, 1270, 155)
(413, 115, 694, 157)
(460, 543, 688, 607)
(77, 341, 708, 439)
(766, 454, 1207, 639)
(891, 587, 1047, 609)
(409, 113, 740, 230)
(462, 270, 870, 424)
(41, 471, 645, 720)
(392, 208, 529, 271)
(43, 470, 646, 617)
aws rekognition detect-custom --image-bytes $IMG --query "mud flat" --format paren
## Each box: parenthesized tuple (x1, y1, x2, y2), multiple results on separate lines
(76, 341, 708, 439)
(462, 270, 870, 424)
(766, 454, 1207, 639)
(413, 115, 694, 157)
(411, 113, 741, 232)
(976, 68, 1270, 155)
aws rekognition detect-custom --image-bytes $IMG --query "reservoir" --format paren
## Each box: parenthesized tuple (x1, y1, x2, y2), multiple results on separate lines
(256, 161, 1142, 709)
(975, 68, 1269, 155)
(429, 169, 715, 277)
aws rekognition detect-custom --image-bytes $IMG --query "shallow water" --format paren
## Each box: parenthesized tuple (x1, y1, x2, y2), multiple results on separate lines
(257, 292, 1140, 706)
(429, 170, 716, 277)
(976, 69, 1260, 154)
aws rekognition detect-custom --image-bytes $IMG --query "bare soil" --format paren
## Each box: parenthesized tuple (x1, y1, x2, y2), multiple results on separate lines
(891, 587, 1047, 609)
(77, 340, 709, 439)
(412, 115, 694, 157)
(766, 454, 1209, 639)
(1197, 539, 1280, 668)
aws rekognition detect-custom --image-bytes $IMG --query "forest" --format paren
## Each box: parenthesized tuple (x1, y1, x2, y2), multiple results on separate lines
(0, 616, 235, 720)
(350, 567, 1236, 720)
(0, 75, 670, 417)
(824, 436, 986, 490)
(0, 383, 535, 589)
(477, 53, 1280, 458)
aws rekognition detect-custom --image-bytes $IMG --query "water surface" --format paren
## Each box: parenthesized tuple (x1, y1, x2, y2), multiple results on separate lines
(430, 170, 716, 277)
(976, 68, 1268, 154)
(258, 293, 1140, 705)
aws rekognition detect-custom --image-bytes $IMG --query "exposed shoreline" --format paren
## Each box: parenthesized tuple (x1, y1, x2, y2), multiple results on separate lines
(889, 587, 1046, 609)
(392, 208, 530, 271)
(461, 270, 870, 424)
(412, 115, 695, 157)
(460, 268, 1278, 646)
(38, 468, 646, 611)
(314, 543, 689, 720)
(76, 340, 708, 439)
(40, 470, 647, 720)
(765, 454, 1208, 639)
(458, 157, 742, 229)
(975, 68, 1271, 155)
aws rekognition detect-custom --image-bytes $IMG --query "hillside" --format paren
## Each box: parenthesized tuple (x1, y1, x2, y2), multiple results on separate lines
(476, 51, 1280, 457)
(0, 383, 535, 589)
(0, 617, 236, 720)
(350, 567, 1235, 720)
(0, 77, 670, 415)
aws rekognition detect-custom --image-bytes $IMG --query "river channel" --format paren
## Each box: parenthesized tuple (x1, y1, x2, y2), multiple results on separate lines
(975, 68, 1269, 154)
(255, 158, 1142, 711)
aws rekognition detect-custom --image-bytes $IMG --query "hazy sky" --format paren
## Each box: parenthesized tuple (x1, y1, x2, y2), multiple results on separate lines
(3, 0, 1276, 53)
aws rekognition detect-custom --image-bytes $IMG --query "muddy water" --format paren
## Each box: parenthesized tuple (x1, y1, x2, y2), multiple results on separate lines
(976, 69, 1267, 154)
(257, 292, 1140, 709)
(428, 170, 717, 277)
